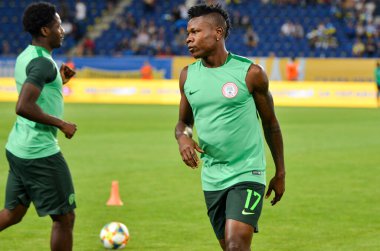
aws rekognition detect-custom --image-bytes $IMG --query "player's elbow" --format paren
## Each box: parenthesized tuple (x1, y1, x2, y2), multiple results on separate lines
(262, 117, 281, 132)
(15, 101, 28, 117)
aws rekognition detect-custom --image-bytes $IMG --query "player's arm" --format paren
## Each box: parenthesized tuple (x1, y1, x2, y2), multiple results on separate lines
(246, 63, 285, 206)
(175, 66, 204, 168)
(16, 57, 77, 139)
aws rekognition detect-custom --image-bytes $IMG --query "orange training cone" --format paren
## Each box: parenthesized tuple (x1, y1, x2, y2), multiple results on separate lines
(106, 180, 123, 206)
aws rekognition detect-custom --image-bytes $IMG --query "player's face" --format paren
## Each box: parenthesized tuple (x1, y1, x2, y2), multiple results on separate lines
(48, 13, 65, 49)
(186, 16, 218, 58)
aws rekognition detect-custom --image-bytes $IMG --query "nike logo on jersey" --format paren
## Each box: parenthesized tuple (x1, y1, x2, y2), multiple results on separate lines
(242, 209, 255, 215)
(189, 90, 200, 95)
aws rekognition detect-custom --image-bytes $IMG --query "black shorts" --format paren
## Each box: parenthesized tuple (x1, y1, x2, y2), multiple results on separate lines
(204, 182, 265, 239)
(5, 150, 76, 216)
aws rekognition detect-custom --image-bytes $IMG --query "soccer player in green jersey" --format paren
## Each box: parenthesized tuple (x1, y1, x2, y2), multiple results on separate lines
(0, 2, 77, 251)
(375, 61, 380, 107)
(175, 4, 285, 250)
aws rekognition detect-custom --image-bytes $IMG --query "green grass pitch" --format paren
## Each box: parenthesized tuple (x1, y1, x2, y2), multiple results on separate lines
(0, 102, 379, 251)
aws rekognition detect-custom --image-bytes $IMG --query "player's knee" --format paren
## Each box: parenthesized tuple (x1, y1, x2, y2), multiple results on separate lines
(225, 238, 249, 251)
(9, 212, 24, 225)
(66, 211, 75, 227)
(12, 214, 24, 225)
(51, 211, 75, 228)
(0, 208, 25, 230)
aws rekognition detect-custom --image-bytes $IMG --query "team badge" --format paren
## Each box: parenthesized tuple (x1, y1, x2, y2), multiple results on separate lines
(222, 82, 238, 98)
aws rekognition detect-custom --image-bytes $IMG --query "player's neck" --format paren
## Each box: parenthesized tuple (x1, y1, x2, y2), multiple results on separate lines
(31, 38, 53, 54)
(202, 47, 229, 68)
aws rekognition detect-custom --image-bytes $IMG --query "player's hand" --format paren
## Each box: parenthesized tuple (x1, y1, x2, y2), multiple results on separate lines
(265, 173, 285, 206)
(178, 135, 204, 169)
(59, 121, 77, 139)
(60, 63, 76, 84)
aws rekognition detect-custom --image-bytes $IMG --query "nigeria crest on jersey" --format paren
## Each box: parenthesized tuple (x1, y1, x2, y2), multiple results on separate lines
(222, 82, 238, 98)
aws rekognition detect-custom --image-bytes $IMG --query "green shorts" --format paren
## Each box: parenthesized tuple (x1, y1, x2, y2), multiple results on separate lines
(204, 182, 265, 239)
(5, 150, 76, 216)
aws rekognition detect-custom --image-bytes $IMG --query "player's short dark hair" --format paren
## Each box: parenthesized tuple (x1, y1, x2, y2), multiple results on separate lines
(188, 4, 231, 39)
(23, 2, 57, 37)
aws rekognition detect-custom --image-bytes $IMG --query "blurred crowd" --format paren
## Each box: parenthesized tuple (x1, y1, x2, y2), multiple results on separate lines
(331, 0, 379, 57)
(0, 0, 379, 57)
(58, 0, 120, 56)
(112, 0, 380, 57)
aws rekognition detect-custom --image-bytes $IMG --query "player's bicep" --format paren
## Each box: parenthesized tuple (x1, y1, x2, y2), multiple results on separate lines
(16, 83, 42, 114)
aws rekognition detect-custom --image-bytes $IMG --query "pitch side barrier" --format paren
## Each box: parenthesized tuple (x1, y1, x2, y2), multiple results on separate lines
(172, 57, 377, 82)
(0, 78, 377, 108)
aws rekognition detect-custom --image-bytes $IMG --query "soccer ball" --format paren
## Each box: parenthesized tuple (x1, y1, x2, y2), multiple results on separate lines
(100, 222, 130, 249)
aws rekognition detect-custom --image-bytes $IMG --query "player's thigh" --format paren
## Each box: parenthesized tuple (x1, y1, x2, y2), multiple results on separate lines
(204, 188, 229, 240)
(225, 182, 265, 232)
(5, 150, 32, 210)
(22, 152, 76, 217)
(225, 218, 254, 247)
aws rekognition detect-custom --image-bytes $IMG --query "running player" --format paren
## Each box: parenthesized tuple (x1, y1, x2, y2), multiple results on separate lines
(0, 2, 77, 251)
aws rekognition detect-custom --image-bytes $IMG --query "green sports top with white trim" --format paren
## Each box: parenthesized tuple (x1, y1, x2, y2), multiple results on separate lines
(6, 45, 63, 159)
(185, 53, 266, 191)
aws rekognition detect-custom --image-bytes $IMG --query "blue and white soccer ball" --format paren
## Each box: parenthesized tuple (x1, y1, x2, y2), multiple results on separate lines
(100, 222, 130, 249)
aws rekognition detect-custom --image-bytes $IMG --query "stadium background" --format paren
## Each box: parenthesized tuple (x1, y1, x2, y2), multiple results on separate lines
(0, 1, 380, 251)
(0, 0, 379, 107)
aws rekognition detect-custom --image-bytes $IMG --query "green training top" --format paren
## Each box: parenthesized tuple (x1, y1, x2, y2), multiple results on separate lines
(375, 67, 380, 86)
(185, 53, 266, 191)
(6, 45, 63, 159)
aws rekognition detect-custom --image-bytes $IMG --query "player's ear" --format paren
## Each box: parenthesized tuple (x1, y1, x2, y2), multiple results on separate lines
(40, 26, 50, 37)
(216, 26, 224, 41)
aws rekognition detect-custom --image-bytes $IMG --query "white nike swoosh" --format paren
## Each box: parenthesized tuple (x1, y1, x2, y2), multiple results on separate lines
(242, 209, 255, 215)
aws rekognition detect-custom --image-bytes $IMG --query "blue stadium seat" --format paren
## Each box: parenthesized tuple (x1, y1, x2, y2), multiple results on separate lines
(0, 0, 375, 58)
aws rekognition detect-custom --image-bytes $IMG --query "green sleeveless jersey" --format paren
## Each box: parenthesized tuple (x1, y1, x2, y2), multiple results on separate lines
(6, 45, 63, 159)
(185, 53, 266, 191)
(375, 67, 380, 86)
